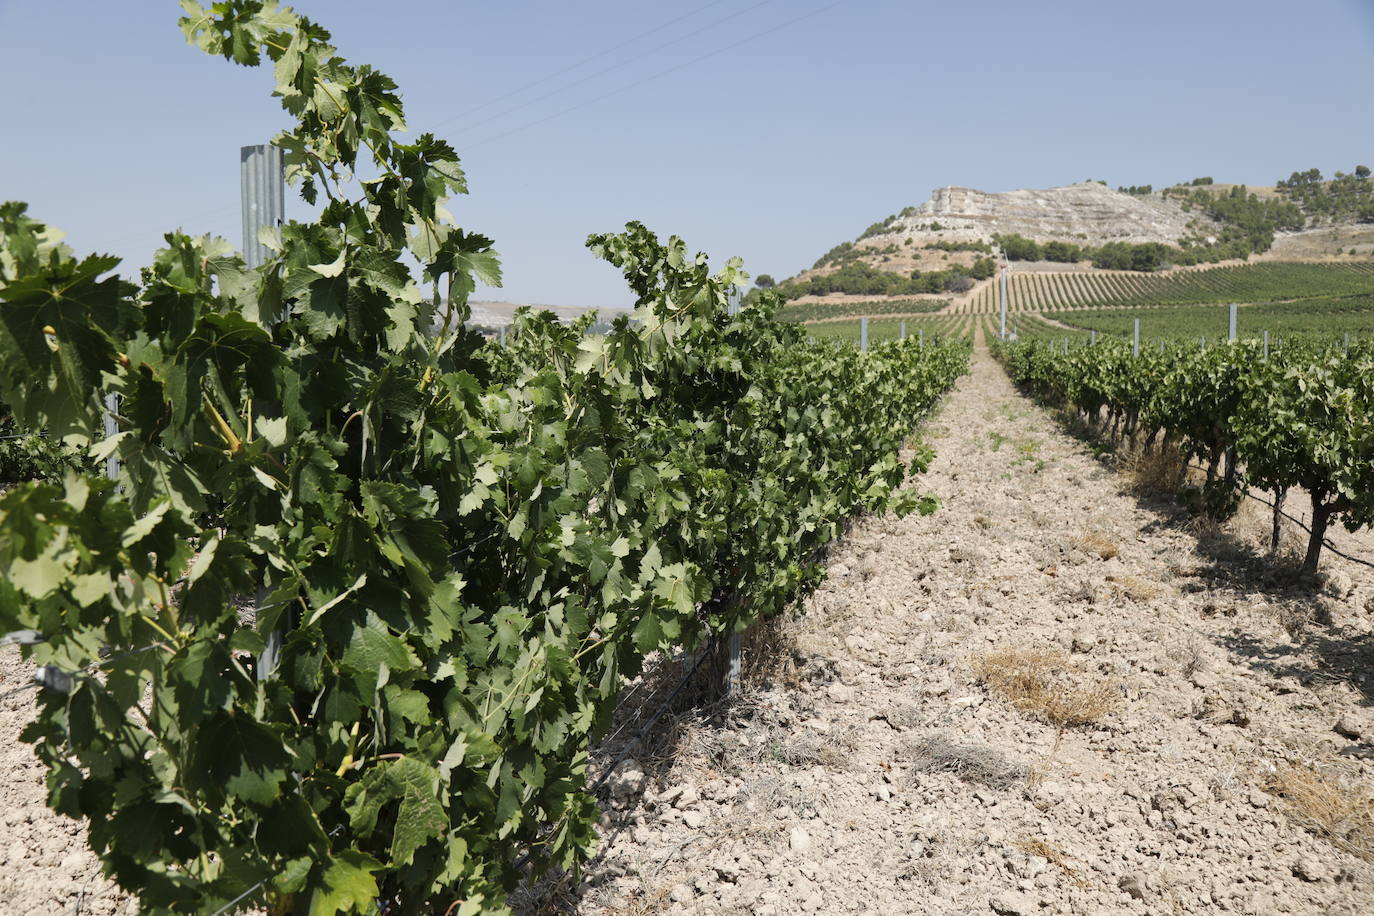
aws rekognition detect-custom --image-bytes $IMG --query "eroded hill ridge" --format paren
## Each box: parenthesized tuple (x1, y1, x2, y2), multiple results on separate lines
(890, 183, 1197, 247)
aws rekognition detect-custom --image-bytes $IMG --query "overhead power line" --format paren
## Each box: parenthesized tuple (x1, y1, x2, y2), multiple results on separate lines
(463, 0, 853, 152)
(440, 0, 776, 136)
(437, 0, 738, 124)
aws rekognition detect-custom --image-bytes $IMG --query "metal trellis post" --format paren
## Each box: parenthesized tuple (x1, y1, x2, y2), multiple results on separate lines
(242, 143, 286, 680)
(240, 144, 285, 269)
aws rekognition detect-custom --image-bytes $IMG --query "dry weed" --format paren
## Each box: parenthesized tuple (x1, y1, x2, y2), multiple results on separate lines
(1106, 574, 1163, 601)
(907, 734, 1027, 789)
(1014, 837, 1087, 887)
(1121, 444, 1186, 497)
(1261, 763, 1374, 861)
(595, 884, 673, 916)
(1070, 527, 1119, 560)
(971, 647, 1120, 728)
(737, 615, 798, 689)
(1166, 640, 1206, 679)
(1274, 604, 1312, 642)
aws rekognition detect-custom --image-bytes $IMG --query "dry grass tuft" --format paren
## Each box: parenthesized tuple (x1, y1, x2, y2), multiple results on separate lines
(1166, 640, 1206, 679)
(1262, 763, 1374, 862)
(1106, 574, 1163, 602)
(1070, 527, 1119, 560)
(907, 734, 1027, 789)
(1121, 444, 1186, 497)
(1015, 837, 1087, 886)
(971, 647, 1120, 729)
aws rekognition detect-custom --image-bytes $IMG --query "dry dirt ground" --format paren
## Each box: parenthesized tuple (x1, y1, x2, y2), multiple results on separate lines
(534, 348, 1374, 916)
(4, 349, 1374, 916)
(0, 654, 137, 914)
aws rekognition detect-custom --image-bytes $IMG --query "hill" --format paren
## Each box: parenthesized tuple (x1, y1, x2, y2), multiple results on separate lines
(779, 168, 1374, 302)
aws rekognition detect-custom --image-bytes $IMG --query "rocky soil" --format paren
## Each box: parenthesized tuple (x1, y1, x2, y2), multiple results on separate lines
(0, 652, 136, 914)
(4, 348, 1374, 916)
(542, 348, 1374, 915)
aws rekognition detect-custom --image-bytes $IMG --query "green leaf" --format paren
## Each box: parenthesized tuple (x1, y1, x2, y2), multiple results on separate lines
(190, 713, 292, 805)
(308, 850, 382, 916)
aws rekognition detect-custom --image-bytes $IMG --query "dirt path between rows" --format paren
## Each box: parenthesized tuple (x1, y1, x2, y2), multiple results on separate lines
(4, 350, 1374, 916)
(561, 348, 1374, 916)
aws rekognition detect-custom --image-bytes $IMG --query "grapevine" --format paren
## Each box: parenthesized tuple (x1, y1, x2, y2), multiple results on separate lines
(0, 4, 966, 914)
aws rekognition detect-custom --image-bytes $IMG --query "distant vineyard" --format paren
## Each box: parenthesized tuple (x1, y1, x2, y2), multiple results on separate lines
(780, 297, 949, 322)
(1060, 293, 1374, 340)
(805, 314, 976, 344)
(954, 262, 1374, 314)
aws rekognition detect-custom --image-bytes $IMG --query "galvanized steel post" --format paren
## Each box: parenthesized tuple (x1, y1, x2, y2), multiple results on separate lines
(1132, 319, 1140, 357)
(103, 394, 119, 481)
(1228, 303, 1237, 341)
(859, 316, 868, 351)
(240, 144, 285, 269)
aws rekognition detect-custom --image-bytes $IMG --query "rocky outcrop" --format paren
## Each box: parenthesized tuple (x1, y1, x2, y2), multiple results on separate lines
(888, 183, 1200, 247)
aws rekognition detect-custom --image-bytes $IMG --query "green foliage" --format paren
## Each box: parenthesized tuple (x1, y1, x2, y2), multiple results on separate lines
(924, 239, 992, 254)
(857, 215, 897, 241)
(0, 5, 967, 914)
(1029, 261, 1374, 313)
(1276, 165, 1374, 223)
(779, 262, 980, 299)
(1063, 295, 1374, 341)
(811, 240, 858, 269)
(1089, 241, 1171, 272)
(995, 336, 1374, 573)
(994, 233, 1043, 262)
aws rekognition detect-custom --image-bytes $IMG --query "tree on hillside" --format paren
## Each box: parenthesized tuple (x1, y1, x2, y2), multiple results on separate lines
(1357, 165, 1371, 179)
(754, 274, 775, 288)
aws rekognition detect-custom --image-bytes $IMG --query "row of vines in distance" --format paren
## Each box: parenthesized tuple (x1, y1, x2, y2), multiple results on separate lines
(995, 336, 1374, 572)
(955, 261, 1374, 314)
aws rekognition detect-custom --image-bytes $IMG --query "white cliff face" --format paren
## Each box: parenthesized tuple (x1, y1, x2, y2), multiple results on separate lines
(886, 183, 1201, 246)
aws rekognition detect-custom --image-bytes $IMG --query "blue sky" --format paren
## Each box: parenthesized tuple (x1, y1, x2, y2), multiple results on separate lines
(2, 0, 1372, 308)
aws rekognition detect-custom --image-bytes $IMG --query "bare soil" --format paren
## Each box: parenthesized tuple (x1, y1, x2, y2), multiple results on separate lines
(0, 654, 135, 914)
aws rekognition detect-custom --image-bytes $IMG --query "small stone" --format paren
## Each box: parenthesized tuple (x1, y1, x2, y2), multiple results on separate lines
(989, 889, 1038, 915)
(828, 682, 856, 702)
(1118, 875, 1147, 900)
(674, 786, 700, 809)
(951, 695, 984, 709)
(1293, 858, 1330, 882)
(1334, 717, 1363, 740)
(682, 810, 706, 829)
(789, 827, 812, 855)
(1248, 790, 1271, 809)
(608, 760, 646, 799)
(1322, 570, 1353, 599)
(669, 883, 693, 903)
